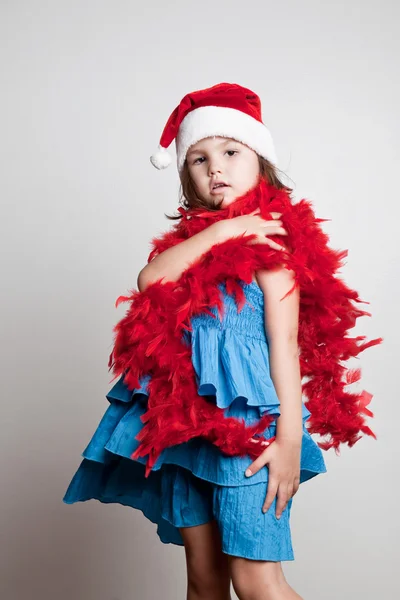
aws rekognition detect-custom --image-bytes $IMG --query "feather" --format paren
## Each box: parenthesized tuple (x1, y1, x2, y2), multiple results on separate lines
(109, 176, 383, 477)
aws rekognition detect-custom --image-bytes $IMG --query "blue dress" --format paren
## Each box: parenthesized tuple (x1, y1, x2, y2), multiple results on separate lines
(63, 281, 327, 561)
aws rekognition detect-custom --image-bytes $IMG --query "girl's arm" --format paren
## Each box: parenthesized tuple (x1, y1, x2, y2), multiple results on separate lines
(138, 211, 286, 292)
(137, 222, 225, 291)
(255, 266, 303, 444)
(244, 265, 303, 518)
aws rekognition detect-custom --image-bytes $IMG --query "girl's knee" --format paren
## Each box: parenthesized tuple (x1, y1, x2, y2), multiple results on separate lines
(228, 556, 285, 599)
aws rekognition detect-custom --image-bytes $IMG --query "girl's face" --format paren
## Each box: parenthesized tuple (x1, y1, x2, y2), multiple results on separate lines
(185, 136, 260, 208)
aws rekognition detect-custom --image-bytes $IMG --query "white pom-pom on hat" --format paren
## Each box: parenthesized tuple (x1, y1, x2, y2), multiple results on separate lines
(150, 145, 172, 169)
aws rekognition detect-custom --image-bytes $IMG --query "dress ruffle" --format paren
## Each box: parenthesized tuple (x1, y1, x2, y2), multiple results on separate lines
(63, 282, 327, 544)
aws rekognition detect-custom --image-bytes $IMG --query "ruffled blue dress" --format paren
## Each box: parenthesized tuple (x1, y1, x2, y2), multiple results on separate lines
(63, 281, 327, 561)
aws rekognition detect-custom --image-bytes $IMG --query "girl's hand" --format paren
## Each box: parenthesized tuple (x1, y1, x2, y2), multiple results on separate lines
(245, 437, 301, 518)
(215, 210, 288, 251)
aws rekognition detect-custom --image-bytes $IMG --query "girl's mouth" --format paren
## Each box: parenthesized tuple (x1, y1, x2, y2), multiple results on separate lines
(210, 184, 230, 195)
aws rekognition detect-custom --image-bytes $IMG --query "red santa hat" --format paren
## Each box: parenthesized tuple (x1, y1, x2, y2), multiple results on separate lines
(150, 82, 278, 173)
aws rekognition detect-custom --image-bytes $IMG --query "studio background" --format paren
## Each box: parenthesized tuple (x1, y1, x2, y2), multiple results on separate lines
(1, 1, 397, 599)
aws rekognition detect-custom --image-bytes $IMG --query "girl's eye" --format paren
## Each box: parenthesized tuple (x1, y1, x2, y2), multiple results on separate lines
(192, 150, 238, 165)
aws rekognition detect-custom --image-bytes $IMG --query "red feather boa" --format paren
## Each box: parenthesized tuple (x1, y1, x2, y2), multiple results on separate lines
(108, 177, 383, 477)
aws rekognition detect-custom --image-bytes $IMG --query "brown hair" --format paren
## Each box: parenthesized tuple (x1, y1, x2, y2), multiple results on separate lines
(165, 155, 293, 221)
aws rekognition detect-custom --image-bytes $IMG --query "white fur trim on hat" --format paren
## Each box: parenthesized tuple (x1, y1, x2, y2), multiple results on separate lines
(175, 105, 277, 173)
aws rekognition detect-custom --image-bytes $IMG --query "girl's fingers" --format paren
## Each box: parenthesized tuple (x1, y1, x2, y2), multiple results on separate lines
(249, 210, 283, 219)
(266, 226, 287, 235)
(275, 482, 299, 517)
(249, 437, 271, 447)
(262, 480, 279, 515)
(275, 485, 291, 519)
(292, 477, 300, 497)
(264, 219, 283, 227)
(248, 210, 282, 219)
(245, 458, 265, 476)
(244, 448, 269, 477)
(251, 211, 282, 217)
(246, 237, 286, 250)
(287, 483, 294, 499)
(265, 238, 286, 251)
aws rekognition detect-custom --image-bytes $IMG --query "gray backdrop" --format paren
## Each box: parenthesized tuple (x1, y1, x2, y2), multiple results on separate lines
(1, 1, 398, 599)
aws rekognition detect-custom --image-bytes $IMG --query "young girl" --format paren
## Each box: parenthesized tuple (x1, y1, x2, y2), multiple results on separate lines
(63, 82, 358, 600)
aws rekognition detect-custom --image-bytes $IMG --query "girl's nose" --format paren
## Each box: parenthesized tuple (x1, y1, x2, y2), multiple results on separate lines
(208, 162, 222, 176)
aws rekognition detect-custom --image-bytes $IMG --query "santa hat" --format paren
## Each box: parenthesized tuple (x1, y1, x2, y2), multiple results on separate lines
(150, 82, 278, 173)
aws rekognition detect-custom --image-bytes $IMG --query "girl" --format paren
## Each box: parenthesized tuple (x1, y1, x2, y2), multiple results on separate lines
(63, 83, 333, 600)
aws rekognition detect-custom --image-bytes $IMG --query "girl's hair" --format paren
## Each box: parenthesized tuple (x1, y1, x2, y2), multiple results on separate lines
(165, 154, 293, 221)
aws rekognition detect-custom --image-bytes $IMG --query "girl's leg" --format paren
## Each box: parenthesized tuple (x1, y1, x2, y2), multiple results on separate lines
(228, 556, 303, 600)
(179, 519, 232, 600)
